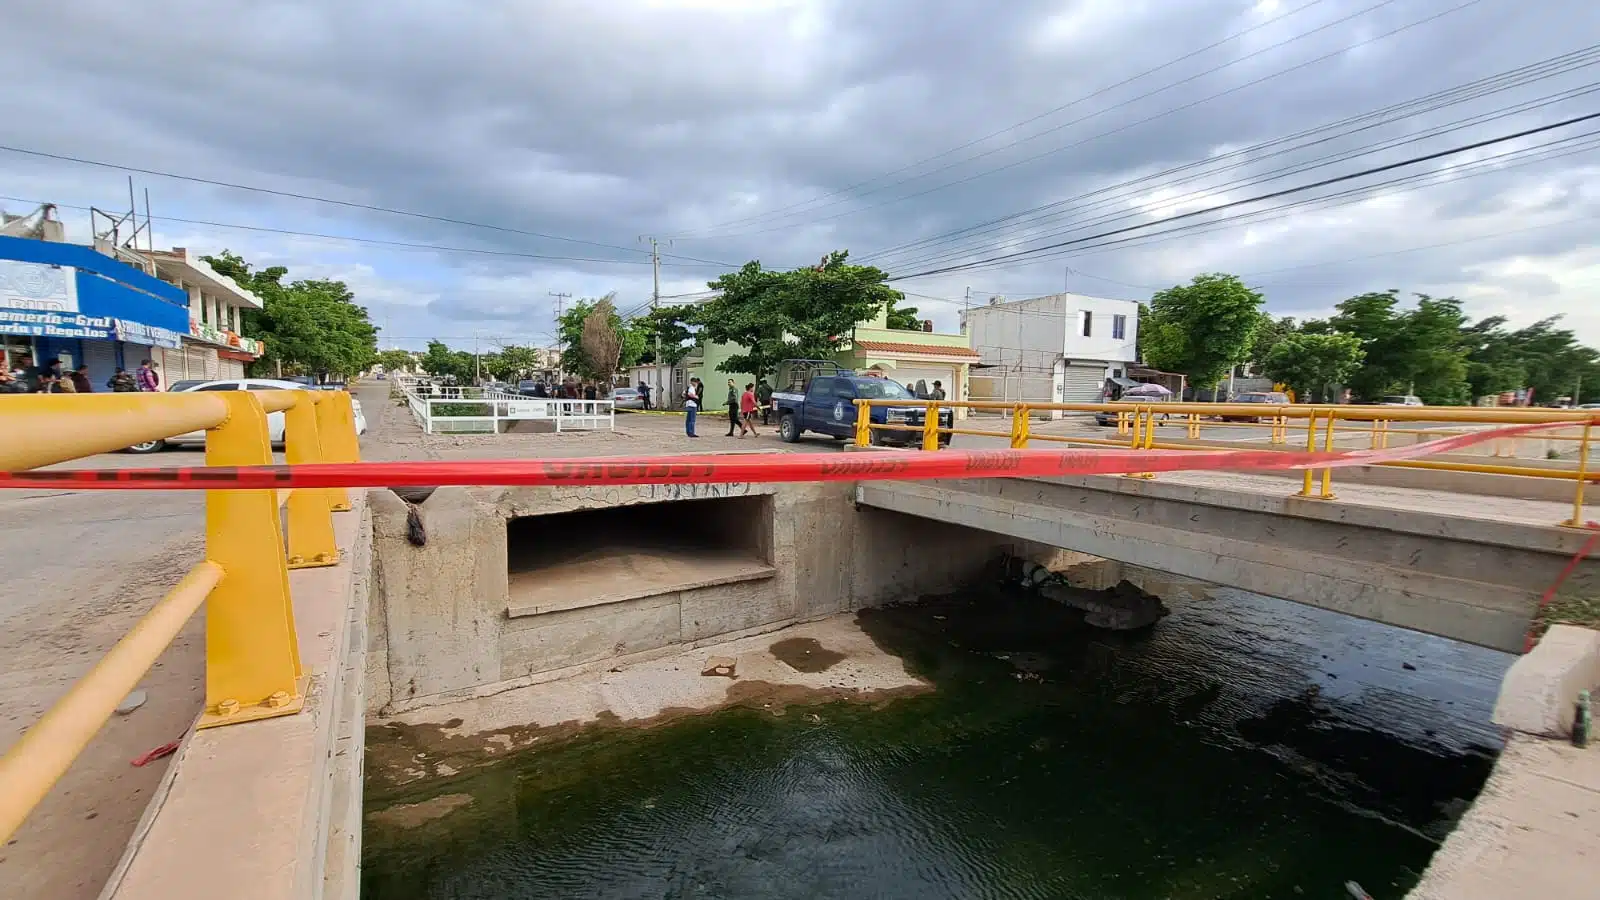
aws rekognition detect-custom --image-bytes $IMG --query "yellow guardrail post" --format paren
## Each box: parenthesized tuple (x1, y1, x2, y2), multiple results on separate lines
(1125, 406, 1156, 479)
(1299, 409, 1321, 498)
(1011, 404, 1031, 448)
(1319, 408, 1338, 499)
(199, 391, 305, 729)
(282, 393, 339, 569)
(922, 401, 941, 451)
(1565, 421, 1592, 528)
(1117, 410, 1129, 436)
(855, 399, 871, 446)
(1187, 412, 1200, 439)
(315, 391, 356, 511)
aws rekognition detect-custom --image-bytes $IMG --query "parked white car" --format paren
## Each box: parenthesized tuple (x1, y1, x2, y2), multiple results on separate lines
(1378, 394, 1424, 407)
(126, 378, 367, 453)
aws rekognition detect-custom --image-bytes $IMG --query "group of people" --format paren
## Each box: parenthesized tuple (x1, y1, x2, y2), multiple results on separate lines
(1, 357, 160, 394)
(678, 377, 772, 438)
(527, 380, 606, 402)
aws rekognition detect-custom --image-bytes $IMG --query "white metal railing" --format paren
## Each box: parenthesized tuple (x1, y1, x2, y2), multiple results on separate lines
(402, 390, 614, 434)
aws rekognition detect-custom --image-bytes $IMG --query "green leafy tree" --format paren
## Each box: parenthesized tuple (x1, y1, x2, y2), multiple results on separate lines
(1248, 315, 1299, 364)
(490, 345, 543, 381)
(886, 302, 921, 330)
(1260, 333, 1365, 403)
(376, 349, 414, 373)
(419, 340, 475, 381)
(1140, 273, 1265, 393)
(697, 251, 899, 380)
(634, 305, 698, 365)
(1329, 291, 1470, 403)
(203, 250, 378, 378)
(1475, 317, 1600, 404)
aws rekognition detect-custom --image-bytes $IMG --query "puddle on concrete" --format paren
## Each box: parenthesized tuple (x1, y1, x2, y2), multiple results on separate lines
(362, 585, 1509, 899)
(769, 636, 846, 672)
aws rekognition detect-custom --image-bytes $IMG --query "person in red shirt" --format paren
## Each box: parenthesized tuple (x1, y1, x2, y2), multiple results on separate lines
(739, 383, 760, 437)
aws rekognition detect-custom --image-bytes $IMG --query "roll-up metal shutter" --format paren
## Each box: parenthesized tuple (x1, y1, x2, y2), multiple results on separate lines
(82, 340, 118, 392)
(1058, 361, 1107, 402)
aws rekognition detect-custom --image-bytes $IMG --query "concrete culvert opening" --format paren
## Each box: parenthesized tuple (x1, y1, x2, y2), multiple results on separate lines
(505, 495, 777, 616)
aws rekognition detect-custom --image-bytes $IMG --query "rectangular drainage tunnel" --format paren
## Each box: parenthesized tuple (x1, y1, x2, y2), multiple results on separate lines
(505, 495, 776, 617)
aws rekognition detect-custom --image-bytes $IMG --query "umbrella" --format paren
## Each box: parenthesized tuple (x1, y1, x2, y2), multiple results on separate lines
(1122, 382, 1172, 397)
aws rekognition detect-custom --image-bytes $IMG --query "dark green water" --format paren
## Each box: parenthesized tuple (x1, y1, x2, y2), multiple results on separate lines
(363, 587, 1507, 900)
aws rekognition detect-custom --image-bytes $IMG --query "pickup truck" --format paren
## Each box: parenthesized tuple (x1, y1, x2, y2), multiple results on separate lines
(771, 362, 952, 447)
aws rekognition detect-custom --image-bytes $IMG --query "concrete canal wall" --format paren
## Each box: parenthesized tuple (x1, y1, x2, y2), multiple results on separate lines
(365, 481, 1062, 714)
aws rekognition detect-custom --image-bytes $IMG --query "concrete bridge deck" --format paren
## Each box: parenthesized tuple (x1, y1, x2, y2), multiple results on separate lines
(858, 468, 1597, 653)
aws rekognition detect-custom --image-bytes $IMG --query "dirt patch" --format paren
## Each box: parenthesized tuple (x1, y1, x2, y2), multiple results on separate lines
(769, 637, 846, 673)
(366, 793, 475, 829)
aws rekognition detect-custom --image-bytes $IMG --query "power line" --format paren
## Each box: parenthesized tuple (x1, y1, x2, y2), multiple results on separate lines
(0, 143, 740, 268)
(0, 196, 738, 269)
(666, 0, 1333, 237)
(891, 112, 1600, 280)
(679, 0, 1484, 239)
(865, 48, 1600, 269)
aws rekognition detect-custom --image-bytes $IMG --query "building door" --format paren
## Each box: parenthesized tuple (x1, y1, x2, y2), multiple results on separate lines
(1057, 361, 1107, 403)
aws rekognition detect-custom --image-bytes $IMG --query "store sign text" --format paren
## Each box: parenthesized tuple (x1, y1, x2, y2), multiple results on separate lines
(0, 308, 112, 340)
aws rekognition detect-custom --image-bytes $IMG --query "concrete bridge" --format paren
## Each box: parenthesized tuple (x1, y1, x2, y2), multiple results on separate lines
(857, 468, 1599, 653)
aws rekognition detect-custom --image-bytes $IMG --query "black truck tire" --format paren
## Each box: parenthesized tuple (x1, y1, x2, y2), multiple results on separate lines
(778, 412, 801, 443)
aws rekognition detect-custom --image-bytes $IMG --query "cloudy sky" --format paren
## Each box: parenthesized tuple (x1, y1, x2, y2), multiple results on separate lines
(4, 0, 1597, 352)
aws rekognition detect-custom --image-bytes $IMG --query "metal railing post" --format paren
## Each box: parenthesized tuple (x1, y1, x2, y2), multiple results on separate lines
(198, 391, 305, 729)
(283, 393, 338, 569)
(314, 391, 352, 512)
(1187, 412, 1200, 439)
(855, 400, 871, 446)
(1319, 408, 1338, 499)
(1566, 421, 1592, 528)
(1299, 409, 1320, 497)
(1011, 404, 1031, 448)
(922, 402, 940, 451)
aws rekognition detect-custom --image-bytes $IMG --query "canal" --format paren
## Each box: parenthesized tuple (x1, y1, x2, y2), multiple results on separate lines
(362, 583, 1509, 899)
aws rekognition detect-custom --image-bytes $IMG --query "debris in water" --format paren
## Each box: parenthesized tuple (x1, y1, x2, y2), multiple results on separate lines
(701, 656, 737, 678)
(997, 554, 1170, 630)
(1402, 662, 1417, 671)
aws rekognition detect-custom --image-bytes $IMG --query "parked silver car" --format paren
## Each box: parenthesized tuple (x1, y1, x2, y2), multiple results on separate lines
(609, 387, 645, 410)
(126, 378, 367, 453)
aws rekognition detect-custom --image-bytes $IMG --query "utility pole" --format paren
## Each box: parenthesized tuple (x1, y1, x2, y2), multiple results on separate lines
(641, 236, 665, 405)
(549, 291, 571, 379)
(474, 332, 481, 385)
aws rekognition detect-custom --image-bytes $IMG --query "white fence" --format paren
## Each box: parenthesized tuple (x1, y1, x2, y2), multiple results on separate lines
(402, 387, 614, 434)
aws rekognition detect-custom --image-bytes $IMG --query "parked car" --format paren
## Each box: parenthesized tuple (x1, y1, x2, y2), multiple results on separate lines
(517, 380, 543, 397)
(1379, 395, 1424, 407)
(125, 378, 367, 453)
(1221, 391, 1290, 423)
(609, 387, 645, 410)
(771, 360, 952, 447)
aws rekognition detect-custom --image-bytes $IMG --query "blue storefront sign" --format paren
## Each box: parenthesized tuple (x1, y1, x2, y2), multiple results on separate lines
(1, 235, 191, 386)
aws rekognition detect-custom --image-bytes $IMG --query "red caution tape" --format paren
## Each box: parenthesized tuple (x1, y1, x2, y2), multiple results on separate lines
(0, 421, 1587, 491)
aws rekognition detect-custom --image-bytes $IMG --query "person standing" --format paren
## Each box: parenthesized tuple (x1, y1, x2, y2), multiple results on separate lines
(136, 359, 160, 392)
(757, 378, 773, 425)
(740, 382, 760, 437)
(929, 380, 946, 401)
(107, 368, 138, 391)
(724, 378, 742, 437)
(70, 364, 93, 393)
(638, 381, 652, 411)
(683, 378, 701, 437)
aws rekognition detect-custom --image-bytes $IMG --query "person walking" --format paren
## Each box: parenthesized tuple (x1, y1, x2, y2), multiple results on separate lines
(724, 378, 742, 437)
(757, 378, 773, 425)
(70, 365, 93, 393)
(136, 359, 160, 392)
(740, 382, 760, 437)
(684, 378, 701, 437)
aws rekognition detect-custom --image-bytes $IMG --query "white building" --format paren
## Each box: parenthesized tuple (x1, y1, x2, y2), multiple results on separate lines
(145, 248, 266, 382)
(960, 293, 1139, 415)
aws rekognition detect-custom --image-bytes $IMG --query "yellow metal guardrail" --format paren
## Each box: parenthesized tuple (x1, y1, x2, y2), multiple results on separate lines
(854, 398, 1597, 529)
(0, 388, 361, 844)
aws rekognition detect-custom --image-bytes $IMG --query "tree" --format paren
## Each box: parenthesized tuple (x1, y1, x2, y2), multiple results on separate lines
(557, 294, 645, 382)
(1471, 316, 1600, 404)
(697, 251, 899, 380)
(634, 305, 697, 365)
(886, 302, 921, 330)
(1260, 333, 1365, 403)
(1140, 273, 1265, 393)
(1328, 290, 1471, 403)
(1248, 315, 1299, 364)
(376, 349, 414, 373)
(202, 250, 378, 378)
(490, 345, 543, 381)
(580, 297, 625, 385)
(419, 341, 474, 381)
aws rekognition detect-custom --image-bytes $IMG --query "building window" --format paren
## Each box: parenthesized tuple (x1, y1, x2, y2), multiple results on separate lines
(1081, 311, 1093, 337)
(1112, 314, 1127, 340)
